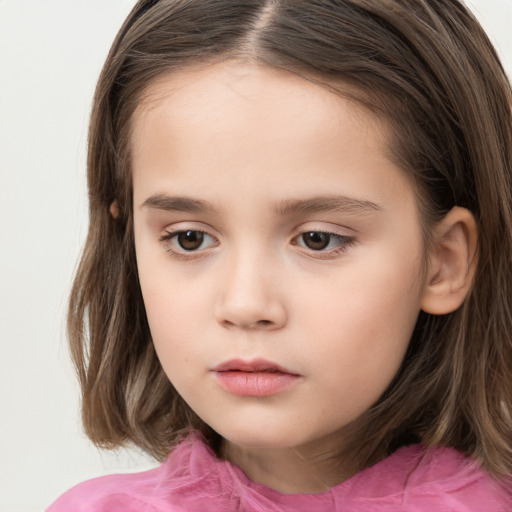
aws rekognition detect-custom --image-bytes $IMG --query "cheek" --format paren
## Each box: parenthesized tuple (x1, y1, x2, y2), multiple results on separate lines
(300, 247, 423, 329)
(137, 260, 219, 388)
(142, 288, 205, 399)
(135, 246, 191, 357)
(141, 282, 203, 347)
(135, 227, 208, 334)
(296, 249, 424, 387)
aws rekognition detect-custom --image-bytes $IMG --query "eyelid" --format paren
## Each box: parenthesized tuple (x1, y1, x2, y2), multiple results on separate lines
(159, 221, 219, 241)
(291, 221, 355, 240)
(293, 220, 357, 235)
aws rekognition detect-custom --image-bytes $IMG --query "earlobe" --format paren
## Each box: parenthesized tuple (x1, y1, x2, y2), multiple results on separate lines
(420, 207, 478, 315)
(110, 200, 120, 219)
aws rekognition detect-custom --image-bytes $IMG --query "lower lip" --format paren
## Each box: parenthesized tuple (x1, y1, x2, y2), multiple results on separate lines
(213, 371, 300, 397)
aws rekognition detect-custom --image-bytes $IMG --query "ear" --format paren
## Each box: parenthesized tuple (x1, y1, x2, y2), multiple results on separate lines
(420, 207, 478, 315)
(109, 200, 120, 219)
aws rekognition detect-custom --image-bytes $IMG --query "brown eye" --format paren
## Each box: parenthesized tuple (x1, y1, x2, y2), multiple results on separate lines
(177, 230, 205, 251)
(301, 232, 331, 250)
(160, 229, 217, 257)
(295, 231, 355, 257)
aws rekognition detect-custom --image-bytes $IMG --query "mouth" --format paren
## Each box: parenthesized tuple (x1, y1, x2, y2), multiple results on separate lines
(212, 358, 298, 374)
(211, 358, 301, 397)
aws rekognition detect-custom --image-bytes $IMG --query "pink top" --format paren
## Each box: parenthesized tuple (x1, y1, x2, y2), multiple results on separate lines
(47, 433, 511, 511)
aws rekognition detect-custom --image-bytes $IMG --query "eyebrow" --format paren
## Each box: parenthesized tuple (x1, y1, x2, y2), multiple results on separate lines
(141, 193, 382, 215)
(141, 194, 216, 213)
(273, 196, 383, 216)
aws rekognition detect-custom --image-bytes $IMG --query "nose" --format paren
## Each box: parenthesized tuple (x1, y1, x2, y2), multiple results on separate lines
(214, 249, 287, 331)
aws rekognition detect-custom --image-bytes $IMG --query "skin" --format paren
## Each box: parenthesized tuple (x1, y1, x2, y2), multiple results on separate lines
(131, 61, 465, 493)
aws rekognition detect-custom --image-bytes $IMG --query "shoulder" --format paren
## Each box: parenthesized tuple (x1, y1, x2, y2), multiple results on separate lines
(414, 445, 512, 511)
(46, 465, 181, 512)
(46, 436, 210, 512)
(351, 444, 512, 512)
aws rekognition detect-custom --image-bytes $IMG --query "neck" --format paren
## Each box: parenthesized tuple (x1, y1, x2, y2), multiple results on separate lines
(220, 433, 361, 494)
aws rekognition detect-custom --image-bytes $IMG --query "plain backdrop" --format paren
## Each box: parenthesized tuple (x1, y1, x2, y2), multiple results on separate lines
(0, 1, 511, 511)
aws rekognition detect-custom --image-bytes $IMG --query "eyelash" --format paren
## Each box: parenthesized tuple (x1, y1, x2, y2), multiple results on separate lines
(292, 231, 355, 259)
(159, 230, 218, 260)
(159, 229, 355, 260)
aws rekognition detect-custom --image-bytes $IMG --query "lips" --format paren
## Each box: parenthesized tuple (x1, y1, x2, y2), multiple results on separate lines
(211, 358, 301, 397)
(212, 358, 296, 374)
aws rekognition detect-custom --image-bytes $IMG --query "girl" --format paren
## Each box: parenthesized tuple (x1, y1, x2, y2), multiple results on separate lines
(48, 0, 512, 510)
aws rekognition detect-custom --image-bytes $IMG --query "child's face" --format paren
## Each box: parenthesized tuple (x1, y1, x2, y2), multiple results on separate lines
(132, 62, 427, 457)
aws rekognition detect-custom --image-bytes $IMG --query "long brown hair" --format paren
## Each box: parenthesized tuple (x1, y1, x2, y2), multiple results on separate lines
(69, 0, 512, 477)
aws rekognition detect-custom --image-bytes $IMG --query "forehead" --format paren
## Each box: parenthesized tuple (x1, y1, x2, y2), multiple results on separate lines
(131, 59, 389, 153)
(129, 60, 415, 218)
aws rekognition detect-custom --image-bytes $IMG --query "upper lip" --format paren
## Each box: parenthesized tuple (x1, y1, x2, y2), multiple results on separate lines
(211, 358, 299, 375)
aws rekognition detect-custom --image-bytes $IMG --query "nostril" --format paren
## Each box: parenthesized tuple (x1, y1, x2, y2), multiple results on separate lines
(221, 319, 274, 330)
(257, 320, 273, 327)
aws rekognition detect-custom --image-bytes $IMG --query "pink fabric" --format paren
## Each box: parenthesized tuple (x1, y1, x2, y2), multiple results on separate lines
(47, 433, 511, 511)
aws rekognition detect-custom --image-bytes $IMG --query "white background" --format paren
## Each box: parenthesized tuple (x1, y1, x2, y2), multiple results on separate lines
(1, 1, 511, 510)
